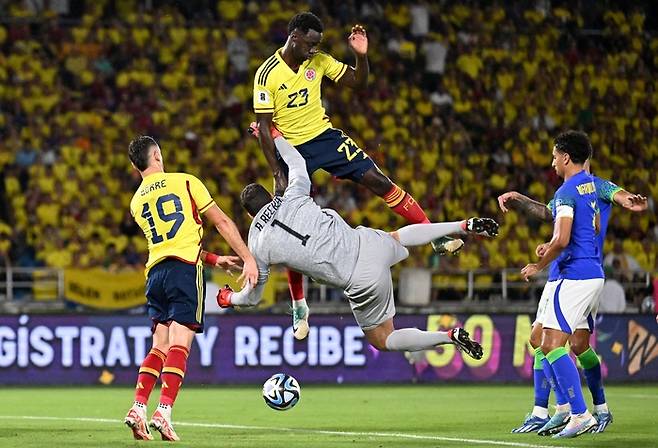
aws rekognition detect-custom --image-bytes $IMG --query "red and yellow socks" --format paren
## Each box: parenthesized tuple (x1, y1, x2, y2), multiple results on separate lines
(134, 348, 166, 404)
(382, 184, 430, 224)
(159, 345, 190, 407)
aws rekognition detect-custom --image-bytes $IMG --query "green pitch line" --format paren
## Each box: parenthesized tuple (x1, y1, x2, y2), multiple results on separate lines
(0, 415, 572, 448)
(0, 385, 656, 447)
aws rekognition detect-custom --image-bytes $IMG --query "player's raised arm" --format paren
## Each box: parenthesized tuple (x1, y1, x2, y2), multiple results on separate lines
(203, 205, 258, 288)
(273, 134, 312, 198)
(255, 113, 288, 195)
(612, 190, 649, 212)
(497, 191, 552, 222)
(337, 25, 369, 90)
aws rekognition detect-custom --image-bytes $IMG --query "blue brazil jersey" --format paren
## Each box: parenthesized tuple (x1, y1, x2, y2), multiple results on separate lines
(549, 170, 603, 280)
(546, 175, 621, 280)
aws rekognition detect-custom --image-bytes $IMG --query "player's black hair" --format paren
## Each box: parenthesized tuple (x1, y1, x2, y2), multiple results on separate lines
(553, 130, 592, 164)
(240, 183, 273, 216)
(128, 135, 158, 171)
(288, 12, 323, 35)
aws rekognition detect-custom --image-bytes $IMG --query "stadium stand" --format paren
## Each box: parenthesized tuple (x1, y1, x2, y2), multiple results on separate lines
(0, 0, 656, 306)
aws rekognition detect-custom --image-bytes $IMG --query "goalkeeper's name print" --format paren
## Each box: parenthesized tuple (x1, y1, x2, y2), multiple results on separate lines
(254, 196, 282, 231)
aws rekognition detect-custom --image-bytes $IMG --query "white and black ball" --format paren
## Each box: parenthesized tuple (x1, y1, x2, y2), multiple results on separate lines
(262, 373, 301, 411)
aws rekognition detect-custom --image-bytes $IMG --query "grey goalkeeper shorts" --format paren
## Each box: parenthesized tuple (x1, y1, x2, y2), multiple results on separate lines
(343, 227, 409, 331)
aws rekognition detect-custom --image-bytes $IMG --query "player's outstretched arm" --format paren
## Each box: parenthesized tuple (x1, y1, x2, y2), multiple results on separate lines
(200, 250, 242, 272)
(203, 205, 258, 288)
(256, 112, 287, 195)
(337, 25, 369, 90)
(220, 259, 270, 307)
(497, 190, 552, 222)
(273, 135, 312, 198)
(612, 190, 649, 212)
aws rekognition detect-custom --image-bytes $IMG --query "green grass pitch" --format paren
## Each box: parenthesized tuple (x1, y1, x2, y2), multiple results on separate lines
(0, 384, 656, 447)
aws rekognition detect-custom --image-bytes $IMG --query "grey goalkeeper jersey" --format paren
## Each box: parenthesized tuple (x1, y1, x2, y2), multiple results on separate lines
(248, 140, 360, 289)
(249, 194, 360, 288)
(232, 137, 361, 306)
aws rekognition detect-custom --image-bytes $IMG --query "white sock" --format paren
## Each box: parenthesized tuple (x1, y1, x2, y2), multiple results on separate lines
(594, 403, 609, 414)
(157, 403, 172, 419)
(133, 401, 147, 414)
(396, 222, 465, 247)
(385, 328, 452, 351)
(532, 406, 549, 419)
(293, 298, 307, 309)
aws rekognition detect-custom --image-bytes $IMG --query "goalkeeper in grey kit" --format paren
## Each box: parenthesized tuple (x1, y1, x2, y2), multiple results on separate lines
(219, 130, 499, 359)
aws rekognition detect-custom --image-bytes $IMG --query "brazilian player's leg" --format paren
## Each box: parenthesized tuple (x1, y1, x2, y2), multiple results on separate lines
(540, 328, 596, 438)
(390, 217, 499, 246)
(362, 317, 482, 360)
(511, 323, 551, 433)
(570, 329, 612, 432)
(345, 227, 482, 359)
(516, 280, 567, 434)
(542, 276, 602, 440)
(288, 269, 309, 340)
(364, 318, 442, 350)
(366, 318, 450, 352)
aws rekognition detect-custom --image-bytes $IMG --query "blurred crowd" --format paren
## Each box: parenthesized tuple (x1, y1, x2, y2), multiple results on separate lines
(0, 1, 656, 305)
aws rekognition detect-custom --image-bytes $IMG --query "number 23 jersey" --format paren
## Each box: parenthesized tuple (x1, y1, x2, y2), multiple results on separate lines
(130, 172, 215, 275)
(253, 49, 348, 146)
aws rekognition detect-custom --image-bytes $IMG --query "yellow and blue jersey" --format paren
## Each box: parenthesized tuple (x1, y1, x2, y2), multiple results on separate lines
(130, 172, 215, 276)
(253, 49, 348, 145)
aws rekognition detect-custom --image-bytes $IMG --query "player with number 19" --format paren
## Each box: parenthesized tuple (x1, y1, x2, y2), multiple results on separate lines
(124, 136, 258, 441)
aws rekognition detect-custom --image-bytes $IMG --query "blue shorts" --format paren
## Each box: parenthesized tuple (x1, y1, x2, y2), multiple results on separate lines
(278, 128, 376, 182)
(145, 258, 205, 333)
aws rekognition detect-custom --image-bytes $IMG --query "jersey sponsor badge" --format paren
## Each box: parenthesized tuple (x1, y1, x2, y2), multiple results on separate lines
(257, 90, 270, 104)
(305, 68, 316, 81)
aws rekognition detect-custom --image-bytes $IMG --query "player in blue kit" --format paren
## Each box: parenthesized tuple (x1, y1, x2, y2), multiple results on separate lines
(500, 158, 647, 435)
(520, 131, 605, 438)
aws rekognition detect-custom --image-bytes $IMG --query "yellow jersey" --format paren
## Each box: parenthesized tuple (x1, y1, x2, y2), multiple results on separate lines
(253, 49, 348, 145)
(130, 172, 215, 276)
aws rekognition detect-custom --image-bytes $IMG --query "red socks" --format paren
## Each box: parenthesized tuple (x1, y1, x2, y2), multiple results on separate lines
(134, 348, 166, 404)
(287, 269, 305, 301)
(383, 184, 430, 224)
(159, 345, 190, 407)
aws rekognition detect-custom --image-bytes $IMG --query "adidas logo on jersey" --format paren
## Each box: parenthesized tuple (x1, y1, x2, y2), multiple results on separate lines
(278, 83, 288, 90)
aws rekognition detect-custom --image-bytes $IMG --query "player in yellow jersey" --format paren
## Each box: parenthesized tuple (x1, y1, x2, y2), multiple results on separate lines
(123, 136, 257, 442)
(252, 12, 459, 338)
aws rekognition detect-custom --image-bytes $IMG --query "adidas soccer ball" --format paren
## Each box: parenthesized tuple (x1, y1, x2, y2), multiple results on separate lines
(262, 373, 301, 411)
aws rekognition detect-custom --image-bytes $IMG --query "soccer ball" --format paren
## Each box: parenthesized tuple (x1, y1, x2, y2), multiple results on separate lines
(262, 373, 301, 411)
